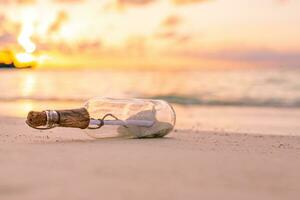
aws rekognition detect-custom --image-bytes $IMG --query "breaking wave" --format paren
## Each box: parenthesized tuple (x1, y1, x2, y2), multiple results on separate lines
(1, 95, 300, 108)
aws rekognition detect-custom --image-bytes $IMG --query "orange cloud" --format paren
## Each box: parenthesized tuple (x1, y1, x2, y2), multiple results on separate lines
(119, 0, 155, 6)
(77, 40, 102, 53)
(0, 14, 20, 47)
(155, 15, 191, 43)
(104, 0, 156, 11)
(48, 11, 68, 34)
(276, 0, 289, 3)
(154, 31, 191, 44)
(0, 14, 6, 31)
(154, 31, 177, 39)
(171, 0, 209, 5)
(53, 0, 84, 3)
(0, 0, 36, 4)
(176, 35, 191, 43)
(37, 39, 102, 55)
(16, 0, 36, 4)
(161, 15, 181, 28)
(124, 35, 147, 56)
(0, 33, 16, 45)
(174, 48, 300, 67)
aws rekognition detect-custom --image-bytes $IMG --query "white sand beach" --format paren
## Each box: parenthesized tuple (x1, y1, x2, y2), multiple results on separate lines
(1, 104, 300, 200)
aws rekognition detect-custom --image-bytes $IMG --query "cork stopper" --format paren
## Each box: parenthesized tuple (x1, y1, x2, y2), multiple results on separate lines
(27, 111, 47, 127)
(26, 108, 90, 129)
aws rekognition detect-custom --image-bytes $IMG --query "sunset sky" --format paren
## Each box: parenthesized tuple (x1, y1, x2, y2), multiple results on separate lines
(0, 0, 300, 69)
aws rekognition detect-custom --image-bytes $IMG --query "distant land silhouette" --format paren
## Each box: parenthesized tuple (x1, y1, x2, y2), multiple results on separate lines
(0, 62, 32, 69)
(0, 50, 33, 69)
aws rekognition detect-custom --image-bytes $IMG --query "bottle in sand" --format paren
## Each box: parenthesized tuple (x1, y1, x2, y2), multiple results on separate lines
(26, 97, 176, 138)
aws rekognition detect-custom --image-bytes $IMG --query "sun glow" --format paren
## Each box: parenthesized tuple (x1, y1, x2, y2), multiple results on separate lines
(15, 53, 35, 63)
(18, 12, 36, 54)
(13, 9, 38, 68)
(18, 32, 36, 54)
(12, 9, 52, 68)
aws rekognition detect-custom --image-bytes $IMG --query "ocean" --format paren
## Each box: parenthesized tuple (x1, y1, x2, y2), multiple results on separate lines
(1, 67, 300, 108)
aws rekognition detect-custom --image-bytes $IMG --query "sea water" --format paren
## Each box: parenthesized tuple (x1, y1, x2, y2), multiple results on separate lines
(1, 67, 300, 108)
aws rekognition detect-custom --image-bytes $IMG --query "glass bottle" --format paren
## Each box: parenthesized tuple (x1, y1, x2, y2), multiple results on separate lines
(26, 97, 176, 138)
(85, 97, 176, 138)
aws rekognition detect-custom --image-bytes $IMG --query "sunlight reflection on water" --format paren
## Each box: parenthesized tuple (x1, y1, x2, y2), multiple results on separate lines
(21, 73, 36, 98)
(1, 68, 300, 109)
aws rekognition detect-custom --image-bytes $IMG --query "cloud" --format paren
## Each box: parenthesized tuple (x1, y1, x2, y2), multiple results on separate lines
(157, 15, 180, 38)
(155, 15, 191, 43)
(171, 0, 209, 5)
(161, 15, 181, 28)
(77, 40, 101, 53)
(37, 39, 102, 55)
(208, 49, 300, 62)
(178, 48, 300, 66)
(48, 11, 68, 33)
(154, 31, 191, 44)
(176, 35, 191, 43)
(0, 33, 16, 44)
(0, 14, 20, 47)
(276, 0, 289, 4)
(16, 0, 36, 4)
(154, 31, 177, 39)
(104, 0, 156, 11)
(124, 35, 147, 56)
(0, 14, 6, 27)
(53, 0, 84, 3)
(0, 0, 36, 4)
(116, 0, 155, 6)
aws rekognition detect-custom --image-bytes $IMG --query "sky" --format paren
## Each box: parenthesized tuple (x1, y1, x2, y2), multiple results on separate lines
(0, 0, 300, 69)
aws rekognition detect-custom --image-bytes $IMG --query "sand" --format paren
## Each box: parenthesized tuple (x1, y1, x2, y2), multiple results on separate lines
(1, 104, 300, 200)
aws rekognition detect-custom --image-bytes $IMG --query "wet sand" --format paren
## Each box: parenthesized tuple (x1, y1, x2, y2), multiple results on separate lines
(1, 105, 300, 200)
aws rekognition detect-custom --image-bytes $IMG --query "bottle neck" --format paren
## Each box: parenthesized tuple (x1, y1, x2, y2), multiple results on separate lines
(26, 108, 90, 129)
(45, 110, 60, 129)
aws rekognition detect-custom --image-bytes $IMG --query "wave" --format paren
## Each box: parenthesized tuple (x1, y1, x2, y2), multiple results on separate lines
(146, 95, 300, 108)
(1, 95, 300, 108)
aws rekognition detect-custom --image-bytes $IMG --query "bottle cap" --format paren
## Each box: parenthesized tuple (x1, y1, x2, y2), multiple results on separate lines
(26, 108, 90, 129)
